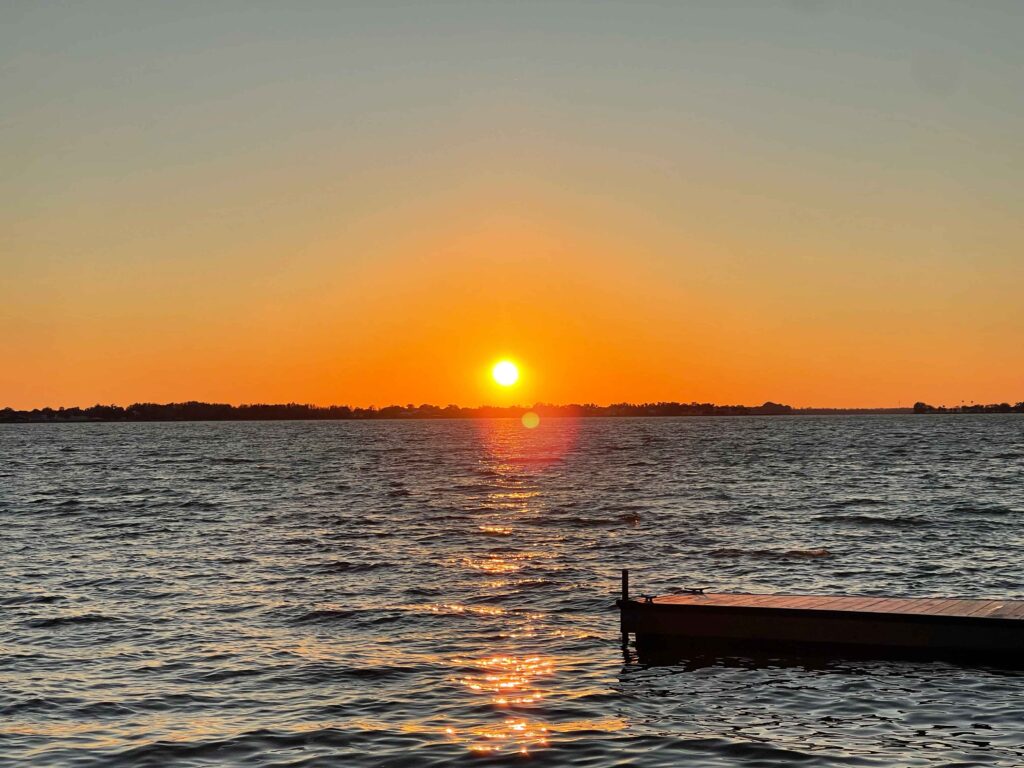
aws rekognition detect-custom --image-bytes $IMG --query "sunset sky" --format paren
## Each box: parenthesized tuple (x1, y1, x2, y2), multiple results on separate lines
(3, 1, 1022, 409)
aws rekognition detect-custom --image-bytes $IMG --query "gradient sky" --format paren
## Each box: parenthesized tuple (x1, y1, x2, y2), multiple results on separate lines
(3, 1, 1023, 409)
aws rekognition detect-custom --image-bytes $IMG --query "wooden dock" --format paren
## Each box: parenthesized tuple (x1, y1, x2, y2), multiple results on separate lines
(617, 571, 1024, 663)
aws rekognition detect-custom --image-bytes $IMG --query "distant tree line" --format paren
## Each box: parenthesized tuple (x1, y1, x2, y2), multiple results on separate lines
(793, 408, 912, 415)
(0, 400, 794, 423)
(10, 400, 1018, 422)
(913, 401, 1024, 414)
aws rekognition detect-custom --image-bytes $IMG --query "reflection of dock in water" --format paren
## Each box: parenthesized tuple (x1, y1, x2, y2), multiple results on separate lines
(618, 570, 1024, 664)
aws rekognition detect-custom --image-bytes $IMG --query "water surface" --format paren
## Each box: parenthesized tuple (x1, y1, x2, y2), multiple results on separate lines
(2, 416, 1022, 766)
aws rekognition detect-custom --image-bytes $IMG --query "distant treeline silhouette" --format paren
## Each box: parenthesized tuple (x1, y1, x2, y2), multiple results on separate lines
(913, 401, 1024, 414)
(1, 400, 795, 423)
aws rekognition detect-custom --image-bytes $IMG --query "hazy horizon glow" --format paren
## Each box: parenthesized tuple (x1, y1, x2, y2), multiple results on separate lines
(3, 2, 1023, 409)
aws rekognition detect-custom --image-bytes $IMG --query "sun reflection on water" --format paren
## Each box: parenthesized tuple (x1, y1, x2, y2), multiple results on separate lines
(454, 654, 555, 705)
(443, 718, 549, 756)
(478, 524, 514, 535)
(436, 418, 588, 755)
(481, 576, 546, 589)
(418, 602, 506, 617)
(459, 555, 523, 573)
(448, 654, 555, 753)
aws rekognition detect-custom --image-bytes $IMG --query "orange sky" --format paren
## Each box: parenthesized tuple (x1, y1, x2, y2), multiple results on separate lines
(3, 4, 1022, 409)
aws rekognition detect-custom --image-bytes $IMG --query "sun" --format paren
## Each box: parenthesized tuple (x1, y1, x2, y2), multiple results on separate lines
(492, 360, 519, 387)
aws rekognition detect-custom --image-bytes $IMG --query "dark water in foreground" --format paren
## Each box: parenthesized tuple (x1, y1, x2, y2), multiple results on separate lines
(1, 416, 1022, 767)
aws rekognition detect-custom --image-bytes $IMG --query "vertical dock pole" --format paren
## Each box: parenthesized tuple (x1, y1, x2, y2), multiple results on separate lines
(620, 569, 630, 653)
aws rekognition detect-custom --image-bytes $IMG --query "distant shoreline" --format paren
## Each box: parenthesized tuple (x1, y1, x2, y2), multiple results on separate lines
(0, 401, 952, 423)
(2, 400, 1020, 424)
(3, 400, 795, 424)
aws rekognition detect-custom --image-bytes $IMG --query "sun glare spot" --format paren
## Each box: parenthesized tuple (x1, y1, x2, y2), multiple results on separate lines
(521, 411, 539, 429)
(492, 360, 519, 387)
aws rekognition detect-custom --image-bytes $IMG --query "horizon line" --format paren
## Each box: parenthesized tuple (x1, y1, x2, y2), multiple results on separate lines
(2, 398, 909, 411)
(4, 397, 1020, 413)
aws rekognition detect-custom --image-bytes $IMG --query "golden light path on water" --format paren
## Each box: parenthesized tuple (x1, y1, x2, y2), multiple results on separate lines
(428, 415, 599, 756)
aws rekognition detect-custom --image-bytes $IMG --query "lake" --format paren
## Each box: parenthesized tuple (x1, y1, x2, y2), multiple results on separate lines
(1, 416, 1022, 766)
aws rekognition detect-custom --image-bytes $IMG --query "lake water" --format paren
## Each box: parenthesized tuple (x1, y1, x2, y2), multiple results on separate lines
(2, 416, 1022, 766)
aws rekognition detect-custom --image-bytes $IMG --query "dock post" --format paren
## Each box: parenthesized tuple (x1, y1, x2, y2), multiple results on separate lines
(620, 569, 630, 654)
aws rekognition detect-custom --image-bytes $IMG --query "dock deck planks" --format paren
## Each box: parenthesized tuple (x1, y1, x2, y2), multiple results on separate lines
(653, 593, 1024, 620)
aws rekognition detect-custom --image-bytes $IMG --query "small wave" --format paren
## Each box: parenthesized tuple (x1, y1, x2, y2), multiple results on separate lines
(947, 504, 1017, 516)
(710, 547, 832, 560)
(278, 537, 335, 553)
(321, 664, 421, 681)
(179, 499, 218, 509)
(67, 700, 137, 718)
(1, 594, 65, 606)
(815, 513, 930, 528)
(259, 661, 427, 689)
(291, 607, 357, 624)
(530, 512, 641, 528)
(216, 555, 255, 565)
(404, 585, 443, 597)
(1, 695, 82, 717)
(825, 497, 885, 509)
(310, 560, 389, 574)
(783, 547, 832, 558)
(452, 482, 498, 492)
(198, 666, 268, 683)
(25, 614, 120, 628)
(688, 736, 827, 763)
(107, 728, 358, 765)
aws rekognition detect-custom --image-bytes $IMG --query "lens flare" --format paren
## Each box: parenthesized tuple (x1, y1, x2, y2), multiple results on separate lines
(492, 360, 519, 387)
(521, 412, 540, 429)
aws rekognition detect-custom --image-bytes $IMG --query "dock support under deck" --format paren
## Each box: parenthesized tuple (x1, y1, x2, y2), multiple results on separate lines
(617, 575, 1023, 664)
